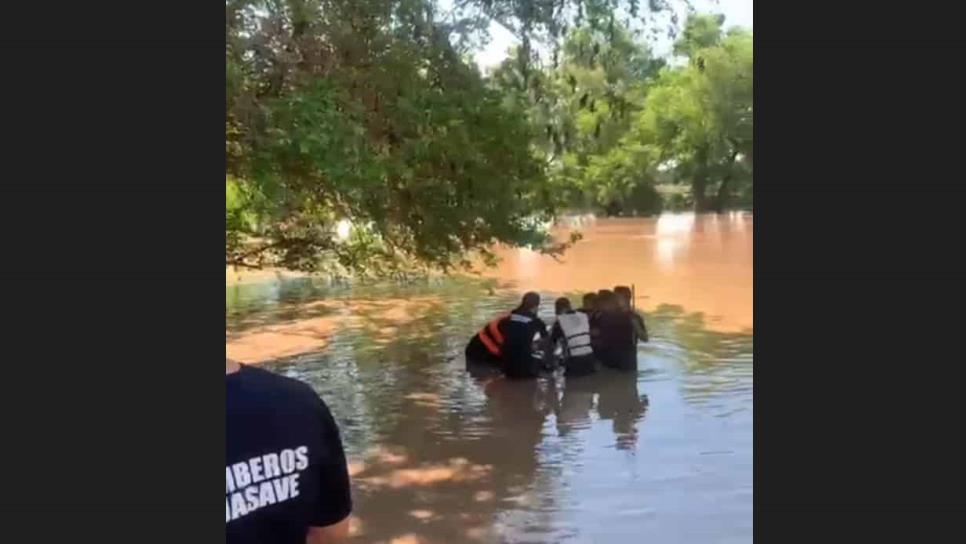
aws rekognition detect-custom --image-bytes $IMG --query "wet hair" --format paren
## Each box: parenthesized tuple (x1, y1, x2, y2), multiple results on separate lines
(521, 291, 541, 310)
(582, 292, 597, 309)
(555, 297, 572, 314)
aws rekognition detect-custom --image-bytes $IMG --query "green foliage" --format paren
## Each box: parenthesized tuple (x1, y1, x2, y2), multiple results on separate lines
(225, 2, 750, 274)
(488, 21, 666, 215)
(625, 15, 753, 211)
(673, 13, 726, 57)
(226, 0, 585, 273)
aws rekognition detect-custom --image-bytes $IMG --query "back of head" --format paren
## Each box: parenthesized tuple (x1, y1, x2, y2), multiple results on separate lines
(582, 292, 597, 310)
(521, 291, 541, 312)
(555, 297, 572, 315)
(597, 289, 617, 311)
(614, 285, 632, 309)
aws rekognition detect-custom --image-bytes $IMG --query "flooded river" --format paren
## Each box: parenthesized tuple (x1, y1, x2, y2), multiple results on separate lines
(226, 213, 752, 543)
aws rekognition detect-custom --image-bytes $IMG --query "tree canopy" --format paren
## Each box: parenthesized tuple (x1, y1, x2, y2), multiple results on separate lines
(226, 2, 751, 274)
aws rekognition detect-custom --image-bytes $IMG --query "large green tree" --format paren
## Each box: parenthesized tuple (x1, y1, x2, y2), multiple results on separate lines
(489, 22, 665, 215)
(636, 14, 753, 211)
(225, 0, 683, 273)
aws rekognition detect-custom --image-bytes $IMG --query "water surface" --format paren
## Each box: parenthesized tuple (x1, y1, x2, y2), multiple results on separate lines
(226, 214, 753, 543)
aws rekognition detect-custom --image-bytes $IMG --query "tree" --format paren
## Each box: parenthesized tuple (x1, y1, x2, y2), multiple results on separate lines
(225, 2, 742, 274)
(224, 0, 687, 273)
(489, 21, 665, 215)
(628, 15, 752, 211)
(226, 0, 593, 274)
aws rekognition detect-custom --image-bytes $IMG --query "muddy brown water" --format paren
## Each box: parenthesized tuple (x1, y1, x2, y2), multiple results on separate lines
(226, 213, 752, 543)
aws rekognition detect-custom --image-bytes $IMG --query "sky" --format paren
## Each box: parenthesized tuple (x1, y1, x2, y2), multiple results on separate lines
(471, 0, 753, 70)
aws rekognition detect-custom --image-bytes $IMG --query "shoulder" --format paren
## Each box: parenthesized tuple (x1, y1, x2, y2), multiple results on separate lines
(509, 311, 535, 323)
(230, 365, 324, 408)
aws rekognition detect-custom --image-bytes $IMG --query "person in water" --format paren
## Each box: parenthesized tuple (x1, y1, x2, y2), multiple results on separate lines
(465, 313, 506, 370)
(614, 285, 648, 343)
(465, 292, 549, 379)
(593, 289, 646, 371)
(502, 292, 550, 378)
(550, 297, 598, 376)
(578, 292, 598, 315)
(580, 292, 601, 346)
(591, 289, 616, 354)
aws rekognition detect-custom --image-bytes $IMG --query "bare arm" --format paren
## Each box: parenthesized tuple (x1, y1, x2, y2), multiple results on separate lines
(306, 517, 351, 544)
(633, 313, 649, 343)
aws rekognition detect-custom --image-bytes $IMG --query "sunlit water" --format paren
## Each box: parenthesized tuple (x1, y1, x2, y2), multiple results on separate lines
(226, 213, 752, 543)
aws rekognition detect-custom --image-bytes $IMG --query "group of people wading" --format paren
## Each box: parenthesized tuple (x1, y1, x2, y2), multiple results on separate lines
(465, 286, 649, 379)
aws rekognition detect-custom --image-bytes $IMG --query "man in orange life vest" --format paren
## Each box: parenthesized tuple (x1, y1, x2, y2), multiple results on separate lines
(464, 292, 549, 378)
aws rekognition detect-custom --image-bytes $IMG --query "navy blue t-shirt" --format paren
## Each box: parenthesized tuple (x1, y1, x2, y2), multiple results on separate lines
(227, 365, 351, 544)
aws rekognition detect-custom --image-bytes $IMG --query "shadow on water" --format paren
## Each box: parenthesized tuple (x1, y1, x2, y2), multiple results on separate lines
(235, 276, 752, 543)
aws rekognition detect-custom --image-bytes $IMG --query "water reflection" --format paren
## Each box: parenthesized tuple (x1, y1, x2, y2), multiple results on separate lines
(226, 214, 752, 542)
(230, 278, 752, 543)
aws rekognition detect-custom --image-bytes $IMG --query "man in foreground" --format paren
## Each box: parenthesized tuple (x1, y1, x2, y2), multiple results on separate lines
(227, 358, 352, 544)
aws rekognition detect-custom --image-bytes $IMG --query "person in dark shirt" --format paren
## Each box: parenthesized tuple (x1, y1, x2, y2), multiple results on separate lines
(227, 358, 352, 544)
(614, 285, 648, 343)
(591, 289, 616, 355)
(578, 292, 598, 315)
(593, 289, 637, 371)
(502, 291, 550, 378)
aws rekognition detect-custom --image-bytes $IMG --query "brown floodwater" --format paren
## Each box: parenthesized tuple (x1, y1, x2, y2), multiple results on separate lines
(487, 213, 752, 333)
(226, 213, 753, 543)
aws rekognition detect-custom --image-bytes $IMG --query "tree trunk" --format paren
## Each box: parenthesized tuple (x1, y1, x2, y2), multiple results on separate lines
(713, 151, 738, 213)
(712, 176, 731, 213)
(712, 150, 741, 213)
(692, 172, 709, 212)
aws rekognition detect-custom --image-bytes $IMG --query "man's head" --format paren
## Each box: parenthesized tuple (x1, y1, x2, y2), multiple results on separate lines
(555, 297, 572, 315)
(521, 291, 541, 312)
(582, 292, 597, 311)
(597, 289, 617, 311)
(614, 285, 632, 310)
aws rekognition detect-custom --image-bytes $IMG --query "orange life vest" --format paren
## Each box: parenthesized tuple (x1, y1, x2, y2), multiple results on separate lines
(477, 314, 508, 356)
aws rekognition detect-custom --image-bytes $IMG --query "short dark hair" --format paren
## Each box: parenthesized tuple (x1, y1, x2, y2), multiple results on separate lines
(614, 285, 632, 301)
(521, 291, 541, 310)
(582, 292, 597, 307)
(597, 289, 617, 309)
(555, 297, 572, 314)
